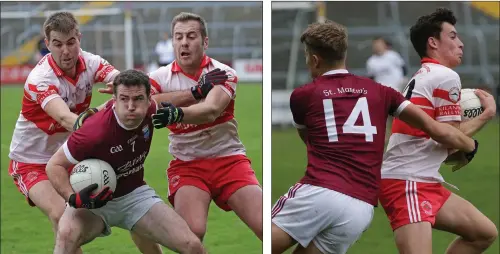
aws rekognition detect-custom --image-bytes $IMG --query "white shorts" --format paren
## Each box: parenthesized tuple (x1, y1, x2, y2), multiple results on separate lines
(272, 183, 374, 254)
(90, 185, 163, 236)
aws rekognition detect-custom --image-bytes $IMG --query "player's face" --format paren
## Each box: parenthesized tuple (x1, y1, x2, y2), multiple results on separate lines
(114, 85, 150, 128)
(46, 29, 81, 73)
(432, 22, 464, 68)
(173, 20, 208, 69)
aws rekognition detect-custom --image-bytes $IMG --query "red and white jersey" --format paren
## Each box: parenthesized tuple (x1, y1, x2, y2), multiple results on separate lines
(9, 50, 119, 164)
(382, 58, 462, 183)
(148, 55, 246, 161)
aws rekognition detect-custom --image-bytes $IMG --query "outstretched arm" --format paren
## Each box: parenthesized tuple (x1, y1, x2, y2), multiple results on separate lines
(180, 86, 231, 124)
(46, 146, 75, 200)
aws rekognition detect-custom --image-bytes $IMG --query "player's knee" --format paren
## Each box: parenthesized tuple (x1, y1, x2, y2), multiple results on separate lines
(47, 208, 65, 233)
(477, 221, 498, 247)
(180, 236, 205, 254)
(56, 222, 82, 246)
(189, 224, 206, 241)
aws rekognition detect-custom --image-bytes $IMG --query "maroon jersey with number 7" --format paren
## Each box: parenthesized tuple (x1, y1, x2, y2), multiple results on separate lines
(290, 69, 409, 206)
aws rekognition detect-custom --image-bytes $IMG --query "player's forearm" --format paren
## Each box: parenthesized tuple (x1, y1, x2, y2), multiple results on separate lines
(46, 163, 75, 200)
(152, 90, 197, 107)
(458, 117, 490, 137)
(59, 113, 79, 132)
(429, 123, 475, 153)
(180, 102, 220, 124)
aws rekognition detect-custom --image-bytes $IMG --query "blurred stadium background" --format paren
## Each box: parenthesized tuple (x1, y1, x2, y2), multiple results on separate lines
(1, 1, 262, 253)
(272, 2, 499, 254)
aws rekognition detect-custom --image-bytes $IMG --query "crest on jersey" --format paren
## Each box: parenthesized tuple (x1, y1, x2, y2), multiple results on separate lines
(420, 200, 433, 215)
(448, 87, 460, 103)
(142, 125, 150, 140)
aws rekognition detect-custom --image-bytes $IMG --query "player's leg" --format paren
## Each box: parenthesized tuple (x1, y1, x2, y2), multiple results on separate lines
(167, 159, 212, 241)
(393, 222, 433, 254)
(272, 222, 297, 254)
(55, 205, 106, 254)
(292, 243, 322, 254)
(130, 231, 163, 254)
(434, 193, 498, 254)
(8, 161, 84, 254)
(227, 185, 263, 240)
(172, 186, 211, 240)
(132, 202, 206, 254)
(379, 179, 435, 254)
(213, 155, 262, 239)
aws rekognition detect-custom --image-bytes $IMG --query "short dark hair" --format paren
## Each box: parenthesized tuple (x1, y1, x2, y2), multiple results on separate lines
(113, 69, 151, 97)
(300, 20, 348, 65)
(43, 12, 80, 41)
(410, 7, 457, 58)
(171, 12, 208, 39)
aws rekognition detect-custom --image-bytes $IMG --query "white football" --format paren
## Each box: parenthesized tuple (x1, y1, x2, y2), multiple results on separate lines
(460, 88, 483, 121)
(70, 159, 117, 194)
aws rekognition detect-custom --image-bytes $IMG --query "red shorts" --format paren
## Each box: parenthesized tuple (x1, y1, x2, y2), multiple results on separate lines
(379, 179, 452, 231)
(167, 154, 260, 211)
(8, 160, 49, 207)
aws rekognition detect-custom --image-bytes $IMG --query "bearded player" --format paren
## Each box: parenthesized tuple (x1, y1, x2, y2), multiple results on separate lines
(379, 8, 497, 254)
(271, 20, 480, 254)
(7, 11, 161, 253)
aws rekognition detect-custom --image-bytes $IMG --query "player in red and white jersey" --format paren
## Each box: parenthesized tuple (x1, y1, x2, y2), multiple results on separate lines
(46, 70, 205, 254)
(271, 20, 479, 254)
(379, 8, 498, 254)
(7, 12, 161, 254)
(147, 12, 262, 241)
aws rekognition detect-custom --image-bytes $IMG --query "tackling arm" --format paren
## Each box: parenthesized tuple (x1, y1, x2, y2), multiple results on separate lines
(179, 86, 231, 124)
(46, 146, 76, 200)
(44, 98, 79, 132)
(152, 90, 198, 107)
(398, 103, 475, 153)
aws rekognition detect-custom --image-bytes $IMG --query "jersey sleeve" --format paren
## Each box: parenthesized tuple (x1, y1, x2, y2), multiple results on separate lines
(289, 86, 310, 129)
(148, 70, 164, 95)
(432, 75, 462, 122)
(62, 124, 100, 164)
(24, 81, 61, 109)
(219, 67, 237, 99)
(383, 85, 410, 117)
(93, 56, 119, 84)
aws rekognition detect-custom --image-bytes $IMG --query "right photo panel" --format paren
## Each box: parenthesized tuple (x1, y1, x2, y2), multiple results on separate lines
(271, 1, 499, 254)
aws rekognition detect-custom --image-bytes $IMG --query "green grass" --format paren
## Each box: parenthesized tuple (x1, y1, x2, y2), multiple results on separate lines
(1, 84, 262, 253)
(272, 120, 499, 254)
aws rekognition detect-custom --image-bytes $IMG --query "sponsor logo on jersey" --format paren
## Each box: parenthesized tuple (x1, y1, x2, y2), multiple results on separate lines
(110, 145, 123, 154)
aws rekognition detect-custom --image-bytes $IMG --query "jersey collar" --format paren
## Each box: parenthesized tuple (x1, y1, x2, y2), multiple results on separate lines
(322, 69, 349, 76)
(420, 57, 440, 65)
(48, 53, 87, 79)
(171, 54, 211, 81)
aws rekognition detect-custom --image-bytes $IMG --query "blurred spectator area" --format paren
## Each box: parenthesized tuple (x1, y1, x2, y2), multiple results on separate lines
(1, 1, 263, 70)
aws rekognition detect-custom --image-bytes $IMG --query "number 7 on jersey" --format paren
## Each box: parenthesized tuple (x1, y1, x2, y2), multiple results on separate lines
(323, 97, 377, 142)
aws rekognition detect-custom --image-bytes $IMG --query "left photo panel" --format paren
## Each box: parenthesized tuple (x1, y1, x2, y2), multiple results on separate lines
(0, 1, 263, 254)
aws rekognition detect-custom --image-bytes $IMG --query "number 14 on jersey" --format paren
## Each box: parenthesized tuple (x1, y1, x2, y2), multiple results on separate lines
(323, 97, 378, 142)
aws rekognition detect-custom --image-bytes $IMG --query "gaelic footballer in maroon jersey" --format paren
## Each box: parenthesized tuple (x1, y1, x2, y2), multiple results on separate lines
(46, 69, 205, 254)
(289, 70, 408, 206)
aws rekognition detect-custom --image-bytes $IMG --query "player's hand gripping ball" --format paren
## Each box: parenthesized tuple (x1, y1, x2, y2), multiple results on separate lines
(69, 159, 116, 209)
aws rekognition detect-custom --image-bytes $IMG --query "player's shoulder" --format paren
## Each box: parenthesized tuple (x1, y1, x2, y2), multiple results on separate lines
(291, 80, 317, 98)
(149, 64, 172, 79)
(26, 55, 59, 86)
(209, 57, 236, 75)
(422, 63, 460, 82)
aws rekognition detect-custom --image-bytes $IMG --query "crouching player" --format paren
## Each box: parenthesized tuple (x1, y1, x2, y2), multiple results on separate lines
(46, 70, 206, 254)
